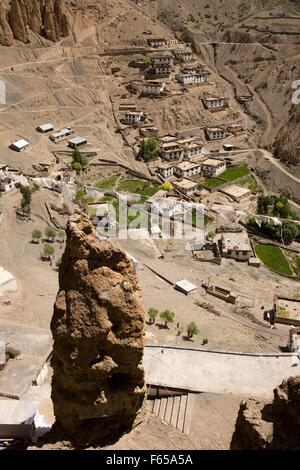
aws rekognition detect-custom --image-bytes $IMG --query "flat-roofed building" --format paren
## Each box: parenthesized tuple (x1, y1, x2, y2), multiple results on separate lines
(157, 163, 174, 178)
(202, 97, 229, 111)
(10, 139, 29, 152)
(122, 111, 144, 124)
(219, 231, 252, 261)
(174, 161, 201, 178)
(202, 158, 226, 177)
(151, 53, 174, 66)
(174, 178, 198, 197)
(166, 39, 179, 46)
(36, 123, 54, 133)
(143, 80, 166, 96)
(50, 126, 72, 142)
(185, 142, 203, 160)
(158, 135, 177, 145)
(174, 48, 193, 62)
(221, 184, 252, 202)
(147, 38, 166, 48)
(161, 142, 184, 161)
(68, 137, 87, 149)
(139, 126, 159, 137)
(151, 65, 172, 75)
(205, 127, 226, 140)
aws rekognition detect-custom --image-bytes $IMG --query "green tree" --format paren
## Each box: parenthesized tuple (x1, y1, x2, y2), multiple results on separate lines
(139, 138, 161, 162)
(148, 307, 159, 324)
(72, 161, 82, 173)
(160, 309, 175, 328)
(43, 244, 54, 259)
(20, 186, 32, 215)
(45, 227, 56, 242)
(186, 322, 199, 339)
(32, 229, 42, 243)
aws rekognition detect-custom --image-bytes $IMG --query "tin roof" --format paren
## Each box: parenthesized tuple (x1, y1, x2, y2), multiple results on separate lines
(11, 139, 29, 149)
(68, 137, 87, 145)
(175, 279, 198, 294)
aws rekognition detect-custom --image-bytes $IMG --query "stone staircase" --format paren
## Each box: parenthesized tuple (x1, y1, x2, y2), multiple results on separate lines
(150, 393, 197, 434)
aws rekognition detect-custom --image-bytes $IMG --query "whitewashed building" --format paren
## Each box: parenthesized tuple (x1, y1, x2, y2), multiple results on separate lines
(202, 158, 226, 177)
(147, 38, 166, 48)
(185, 142, 203, 160)
(174, 179, 198, 197)
(202, 97, 228, 110)
(205, 127, 226, 140)
(161, 142, 184, 161)
(151, 54, 174, 66)
(173, 161, 201, 178)
(143, 81, 166, 96)
(122, 111, 144, 124)
(157, 163, 174, 178)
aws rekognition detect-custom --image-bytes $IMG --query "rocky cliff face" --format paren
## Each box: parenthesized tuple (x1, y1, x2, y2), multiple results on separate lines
(50, 213, 146, 446)
(274, 106, 300, 164)
(0, 0, 69, 46)
(0, 3, 14, 46)
(231, 376, 300, 450)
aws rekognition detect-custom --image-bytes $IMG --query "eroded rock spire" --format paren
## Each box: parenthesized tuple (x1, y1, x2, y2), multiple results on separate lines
(50, 213, 146, 446)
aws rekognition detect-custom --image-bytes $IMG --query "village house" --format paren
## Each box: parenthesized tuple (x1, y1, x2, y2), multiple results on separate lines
(50, 126, 73, 142)
(122, 111, 144, 124)
(205, 127, 226, 140)
(157, 163, 174, 179)
(179, 73, 206, 85)
(166, 39, 179, 46)
(9, 139, 29, 152)
(202, 158, 226, 177)
(173, 161, 202, 178)
(142, 81, 166, 96)
(219, 231, 252, 261)
(157, 135, 178, 145)
(161, 142, 184, 161)
(185, 142, 204, 160)
(174, 179, 198, 197)
(36, 123, 54, 133)
(173, 48, 193, 62)
(147, 38, 166, 48)
(220, 184, 252, 202)
(202, 97, 229, 111)
(151, 53, 174, 66)
(68, 137, 87, 149)
(139, 126, 159, 138)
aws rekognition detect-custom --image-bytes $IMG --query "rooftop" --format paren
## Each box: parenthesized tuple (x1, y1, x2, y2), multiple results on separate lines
(68, 137, 87, 145)
(174, 179, 197, 190)
(202, 158, 224, 167)
(11, 139, 29, 149)
(175, 161, 200, 171)
(222, 184, 251, 198)
(221, 231, 251, 252)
